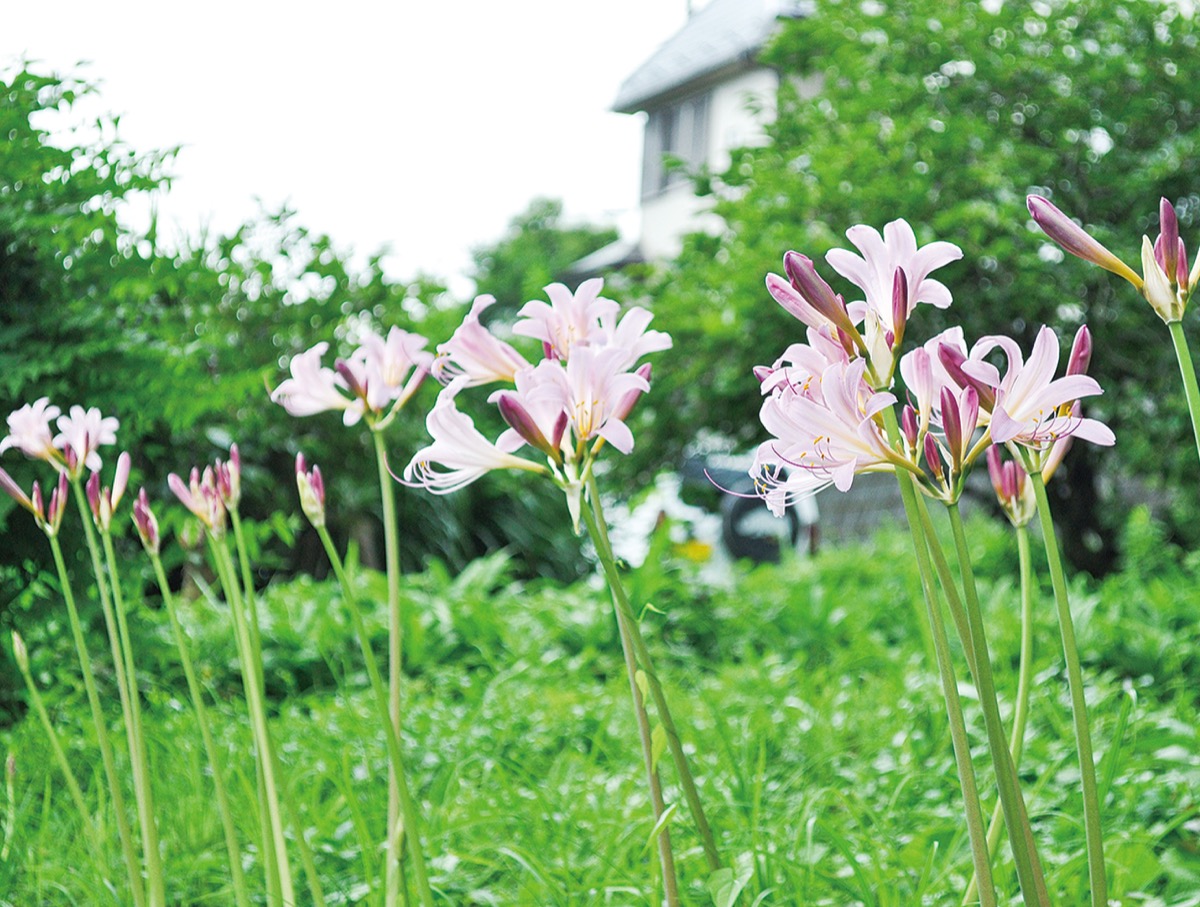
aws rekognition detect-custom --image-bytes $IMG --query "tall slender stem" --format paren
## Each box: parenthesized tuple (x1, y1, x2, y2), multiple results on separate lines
(49, 535, 146, 907)
(583, 474, 722, 872)
(965, 523, 1036, 905)
(1168, 320, 1200, 467)
(579, 484, 681, 906)
(373, 430, 407, 907)
(1027, 471, 1107, 907)
(70, 483, 164, 907)
(14, 639, 106, 874)
(148, 552, 251, 907)
(912, 495, 979, 682)
(944, 502, 1049, 907)
(890, 476, 996, 906)
(210, 537, 295, 906)
(100, 531, 165, 903)
(317, 526, 436, 907)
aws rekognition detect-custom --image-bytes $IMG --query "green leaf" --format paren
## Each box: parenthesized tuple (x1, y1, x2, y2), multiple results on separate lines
(707, 852, 755, 907)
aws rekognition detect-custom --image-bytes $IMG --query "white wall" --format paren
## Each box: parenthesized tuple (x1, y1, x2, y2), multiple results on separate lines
(638, 67, 780, 260)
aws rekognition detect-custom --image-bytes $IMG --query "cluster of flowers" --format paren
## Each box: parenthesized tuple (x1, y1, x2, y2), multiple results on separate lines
(749, 219, 1115, 515)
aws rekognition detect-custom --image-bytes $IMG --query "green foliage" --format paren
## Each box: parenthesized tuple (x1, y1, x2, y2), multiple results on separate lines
(635, 0, 1200, 565)
(4, 514, 1200, 902)
(469, 197, 618, 310)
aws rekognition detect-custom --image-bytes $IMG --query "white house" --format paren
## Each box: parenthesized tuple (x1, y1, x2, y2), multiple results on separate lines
(571, 0, 813, 276)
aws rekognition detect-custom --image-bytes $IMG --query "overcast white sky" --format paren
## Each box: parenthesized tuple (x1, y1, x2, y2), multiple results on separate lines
(1, 1, 690, 293)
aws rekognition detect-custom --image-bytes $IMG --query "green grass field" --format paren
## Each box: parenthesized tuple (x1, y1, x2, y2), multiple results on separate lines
(1, 509, 1198, 905)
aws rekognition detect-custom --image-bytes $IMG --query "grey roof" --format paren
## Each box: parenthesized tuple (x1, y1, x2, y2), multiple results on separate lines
(613, 0, 810, 113)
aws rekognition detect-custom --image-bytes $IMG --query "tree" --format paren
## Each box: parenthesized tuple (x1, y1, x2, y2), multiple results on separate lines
(634, 0, 1200, 570)
(469, 197, 618, 307)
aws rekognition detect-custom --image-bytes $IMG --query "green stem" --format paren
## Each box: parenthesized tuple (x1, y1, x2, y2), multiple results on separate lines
(965, 523, 1036, 905)
(945, 503, 1049, 907)
(49, 535, 147, 907)
(317, 526, 435, 907)
(912, 495, 979, 682)
(1168, 320, 1200, 467)
(70, 483, 163, 907)
(1028, 471, 1107, 907)
(210, 537, 296, 906)
(890, 472, 996, 907)
(374, 430, 406, 907)
(579, 484, 681, 906)
(583, 475, 721, 872)
(100, 531, 165, 904)
(14, 643, 106, 873)
(149, 553, 251, 907)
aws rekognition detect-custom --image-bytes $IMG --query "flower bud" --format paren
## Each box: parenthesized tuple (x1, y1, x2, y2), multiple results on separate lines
(1141, 235, 1185, 323)
(1027, 195, 1143, 288)
(132, 488, 161, 555)
(11, 632, 28, 675)
(924, 433, 945, 481)
(1066, 325, 1092, 377)
(296, 454, 326, 529)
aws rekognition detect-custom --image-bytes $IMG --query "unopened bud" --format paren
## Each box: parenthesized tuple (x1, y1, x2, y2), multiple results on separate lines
(296, 454, 326, 529)
(11, 632, 28, 674)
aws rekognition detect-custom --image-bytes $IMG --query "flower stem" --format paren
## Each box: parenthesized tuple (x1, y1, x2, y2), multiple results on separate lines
(209, 537, 295, 906)
(1027, 470, 1107, 907)
(48, 535, 146, 907)
(584, 475, 722, 873)
(890, 472, 996, 907)
(965, 523, 1035, 905)
(70, 482, 165, 907)
(374, 430, 407, 907)
(1168, 320, 1200, 467)
(13, 639, 106, 874)
(944, 502, 1049, 907)
(148, 552, 251, 907)
(317, 525, 435, 907)
(579, 482, 681, 906)
(100, 530, 165, 904)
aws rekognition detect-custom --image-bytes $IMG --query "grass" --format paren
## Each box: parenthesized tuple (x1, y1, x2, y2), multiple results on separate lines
(1, 508, 1199, 904)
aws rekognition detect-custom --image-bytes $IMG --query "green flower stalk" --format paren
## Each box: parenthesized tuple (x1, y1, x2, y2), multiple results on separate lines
(133, 491, 252, 907)
(297, 455, 436, 907)
(80, 457, 166, 907)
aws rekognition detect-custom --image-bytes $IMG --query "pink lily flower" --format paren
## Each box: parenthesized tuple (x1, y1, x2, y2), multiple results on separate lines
(826, 218, 963, 322)
(487, 361, 570, 460)
(513, 278, 619, 360)
(433, 295, 532, 386)
(168, 466, 227, 536)
(594, 305, 674, 370)
(980, 326, 1115, 456)
(403, 397, 546, 494)
(353, 326, 434, 412)
(752, 358, 907, 515)
(271, 342, 364, 424)
(54, 405, 119, 475)
(0, 398, 61, 463)
(558, 345, 652, 455)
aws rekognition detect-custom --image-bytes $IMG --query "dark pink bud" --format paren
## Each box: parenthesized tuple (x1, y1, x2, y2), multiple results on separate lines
(1178, 238, 1190, 288)
(1160, 198, 1180, 281)
(85, 471, 102, 520)
(0, 467, 32, 511)
(335, 359, 367, 399)
(986, 446, 1004, 496)
(296, 456, 326, 528)
(924, 434, 944, 481)
(901, 405, 918, 449)
(1027, 195, 1143, 287)
(30, 482, 45, 522)
(132, 488, 161, 554)
(891, 268, 908, 342)
(940, 386, 962, 461)
(1066, 325, 1093, 377)
(938, 343, 996, 412)
(495, 392, 558, 458)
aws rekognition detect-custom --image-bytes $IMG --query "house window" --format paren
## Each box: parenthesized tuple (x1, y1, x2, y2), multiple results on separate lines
(641, 92, 710, 199)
